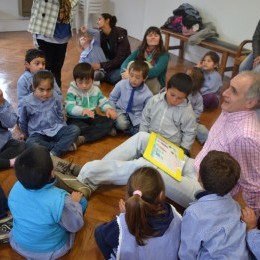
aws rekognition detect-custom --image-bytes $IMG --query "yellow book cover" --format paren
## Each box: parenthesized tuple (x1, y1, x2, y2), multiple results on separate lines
(143, 132, 185, 181)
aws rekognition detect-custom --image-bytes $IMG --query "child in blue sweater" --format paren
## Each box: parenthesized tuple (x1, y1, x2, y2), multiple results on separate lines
(179, 150, 249, 259)
(19, 70, 81, 156)
(8, 146, 87, 259)
(0, 89, 26, 170)
(109, 60, 153, 135)
(95, 167, 182, 259)
(17, 48, 62, 116)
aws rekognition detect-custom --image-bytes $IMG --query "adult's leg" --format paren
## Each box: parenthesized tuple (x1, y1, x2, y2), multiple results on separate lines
(0, 139, 26, 170)
(239, 52, 253, 72)
(52, 125, 80, 156)
(104, 69, 121, 85)
(37, 40, 68, 87)
(77, 131, 202, 207)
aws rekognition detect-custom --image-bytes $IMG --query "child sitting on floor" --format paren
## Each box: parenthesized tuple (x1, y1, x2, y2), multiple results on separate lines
(186, 66, 209, 144)
(17, 48, 62, 114)
(95, 167, 182, 259)
(65, 62, 117, 143)
(198, 51, 223, 109)
(0, 88, 26, 170)
(242, 207, 260, 259)
(79, 30, 107, 81)
(109, 60, 153, 135)
(8, 146, 87, 259)
(19, 70, 81, 156)
(179, 150, 249, 259)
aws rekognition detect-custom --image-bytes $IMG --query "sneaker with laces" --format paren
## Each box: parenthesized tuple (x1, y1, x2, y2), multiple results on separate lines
(0, 215, 13, 244)
(75, 136, 85, 147)
(51, 156, 82, 177)
(54, 171, 96, 199)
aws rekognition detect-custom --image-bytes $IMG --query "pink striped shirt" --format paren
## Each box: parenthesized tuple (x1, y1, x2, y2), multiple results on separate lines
(194, 111, 260, 215)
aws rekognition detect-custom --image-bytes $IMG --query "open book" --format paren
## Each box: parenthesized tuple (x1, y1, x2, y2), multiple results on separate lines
(143, 132, 185, 181)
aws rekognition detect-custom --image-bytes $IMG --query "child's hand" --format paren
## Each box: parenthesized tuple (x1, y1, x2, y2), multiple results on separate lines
(121, 69, 129, 79)
(70, 191, 83, 203)
(241, 207, 258, 231)
(82, 109, 95, 118)
(119, 199, 126, 213)
(106, 108, 117, 120)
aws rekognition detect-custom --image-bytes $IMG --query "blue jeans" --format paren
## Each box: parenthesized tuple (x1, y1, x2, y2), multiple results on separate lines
(77, 132, 202, 208)
(26, 125, 80, 156)
(239, 52, 260, 73)
(115, 113, 139, 136)
(0, 185, 8, 219)
(104, 68, 121, 85)
(197, 124, 209, 144)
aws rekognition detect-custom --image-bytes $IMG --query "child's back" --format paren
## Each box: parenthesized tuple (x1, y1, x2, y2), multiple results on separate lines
(8, 146, 87, 259)
(179, 151, 249, 259)
(95, 167, 182, 259)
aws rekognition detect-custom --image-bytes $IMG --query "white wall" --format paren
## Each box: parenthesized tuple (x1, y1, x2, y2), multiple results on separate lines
(105, 0, 259, 74)
(1, 0, 259, 73)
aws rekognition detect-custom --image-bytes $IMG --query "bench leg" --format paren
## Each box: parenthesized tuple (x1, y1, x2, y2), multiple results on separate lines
(164, 34, 170, 51)
(219, 52, 228, 78)
(179, 40, 185, 59)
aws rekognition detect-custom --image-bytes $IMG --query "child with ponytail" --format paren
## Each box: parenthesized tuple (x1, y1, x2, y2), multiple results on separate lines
(94, 167, 182, 259)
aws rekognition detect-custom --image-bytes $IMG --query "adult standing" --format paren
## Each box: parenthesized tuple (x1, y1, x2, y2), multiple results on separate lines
(28, 0, 79, 87)
(87, 13, 131, 85)
(121, 26, 169, 94)
(239, 19, 260, 73)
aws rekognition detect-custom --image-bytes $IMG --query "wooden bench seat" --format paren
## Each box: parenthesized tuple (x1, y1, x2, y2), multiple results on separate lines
(161, 28, 251, 78)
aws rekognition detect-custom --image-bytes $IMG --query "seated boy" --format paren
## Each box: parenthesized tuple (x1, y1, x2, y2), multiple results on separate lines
(8, 146, 87, 259)
(242, 207, 260, 259)
(65, 62, 117, 144)
(19, 70, 81, 156)
(109, 60, 153, 135)
(50, 73, 197, 199)
(79, 30, 106, 81)
(17, 48, 62, 115)
(179, 150, 249, 259)
(0, 89, 26, 170)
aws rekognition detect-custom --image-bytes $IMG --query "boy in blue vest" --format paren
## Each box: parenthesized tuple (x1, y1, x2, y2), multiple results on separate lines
(8, 146, 87, 259)
(179, 150, 249, 259)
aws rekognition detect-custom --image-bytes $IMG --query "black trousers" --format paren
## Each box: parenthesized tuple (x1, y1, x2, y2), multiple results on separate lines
(0, 139, 26, 170)
(37, 39, 68, 87)
(0, 185, 8, 219)
(67, 115, 114, 143)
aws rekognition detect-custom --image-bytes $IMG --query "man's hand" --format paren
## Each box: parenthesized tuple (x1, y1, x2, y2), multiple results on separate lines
(253, 56, 260, 68)
(91, 63, 101, 70)
(121, 69, 130, 79)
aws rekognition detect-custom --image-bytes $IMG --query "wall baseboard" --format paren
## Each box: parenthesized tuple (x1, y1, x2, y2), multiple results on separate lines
(0, 19, 29, 32)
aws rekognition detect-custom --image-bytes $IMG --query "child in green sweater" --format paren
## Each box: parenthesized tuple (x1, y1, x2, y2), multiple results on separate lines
(65, 63, 117, 143)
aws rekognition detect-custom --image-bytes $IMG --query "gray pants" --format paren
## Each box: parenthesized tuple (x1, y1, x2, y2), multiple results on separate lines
(77, 132, 202, 208)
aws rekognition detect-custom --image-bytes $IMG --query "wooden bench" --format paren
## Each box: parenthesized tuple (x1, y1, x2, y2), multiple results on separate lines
(161, 28, 251, 78)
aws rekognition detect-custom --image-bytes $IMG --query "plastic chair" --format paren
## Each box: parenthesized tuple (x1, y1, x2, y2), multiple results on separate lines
(75, 0, 103, 32)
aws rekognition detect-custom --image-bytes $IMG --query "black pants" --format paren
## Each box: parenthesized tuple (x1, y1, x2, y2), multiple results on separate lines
(37, 39, 68, 87)
(67, 115, 114, 143)
(0, 185, 8, 219)
(0, 139, 26, 170)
